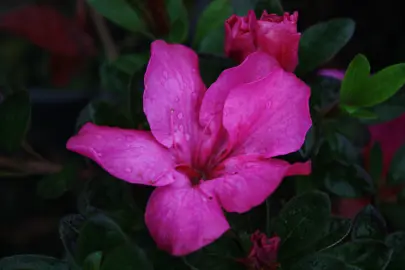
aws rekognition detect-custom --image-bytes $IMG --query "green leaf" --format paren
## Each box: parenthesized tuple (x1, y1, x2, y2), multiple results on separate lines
(87, 0, 148, 35)
(379, 203, 405, 231)
(273, 191, 331, 260)
(193, 0, 233, 50)
(101, 244, 153, 270)
(341, 54, 405, 108)
(349, 108, 378, 119)
(323, 239, 393, 270)
(0, 255, 70, 270)
(351, 205, 387, 240)
(112, 53, 149, 76)
(385, 231, 405, 270)
(84, 251, 103, 270)
(0, 90, 30, 153)
(165, 0, 188, 43)
(199, 28, 227, 56)
(256, 0, 283, 15)
(291, 254, 351, 270)
(59, 214, 86, 266)
(369, 142, 383, 184)
(387, 143, 405, 185)
(314, 217, 352, 252)
(296, 18, 355, 75)
(36, 159, 81, 199)
(324, 162, 374, 198)
(232, 0, 259, 16)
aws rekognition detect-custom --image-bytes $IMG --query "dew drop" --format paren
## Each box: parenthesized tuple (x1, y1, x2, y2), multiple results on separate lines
(177, 113, 183, 119)
(175, 97, 180, 102)
(96, 135, 102, 139)
(266, 101, 272, 108)
(125, 167, 132, 173)
(178, 125, 184, 132)
(96, 152, 103, 157)
(185, 134, 190, 141)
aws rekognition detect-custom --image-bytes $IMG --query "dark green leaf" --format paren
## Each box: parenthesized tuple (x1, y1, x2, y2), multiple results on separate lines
(387, 143, 405, 185)
(0, 90, 30, 153)
(185, 235, 245, 270)
(379, 203, 405, 231)
(291, 254, 351, 270)
(273, 191, 331, 260)
(324, 162, 374, 198)
(351, 205, 387, 240)
(165, 0, 188, 43)
(36, 159, 81, 199)
(397, 188, 405, 203)
(296, 18, 355, 75)
(59, 214, 86, 266)
(112, 53, 149, 76)
(314, 217, 351, 252)
(226, 202, 267, 233)
(193, 0, 233, 50)
(87, 0, 148, 35)
(84, 251, 102, 270)
(349, 108, 378, 119)
(199, 28, 226, 56)
(255, 0, 284, 15)
(0, 255, 70, 270)
(323, 239, 393, 270)
(101, 244, 153, 270)
(385, 231, 405, 270)
(232, 0, 258, 16)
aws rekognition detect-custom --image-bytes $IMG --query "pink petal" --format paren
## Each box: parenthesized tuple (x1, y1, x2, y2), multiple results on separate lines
(285, 161, 312, 176)
(145, 180, 230, 256)
(203, 156, 290, 213)
(223, 68, 311, 158)
(143, 40, 206, 164)
(198, 52, 280, 162)
(318, 69, 346, 80)
(256, 12, 300, 72)
(66, 123, 176, 186)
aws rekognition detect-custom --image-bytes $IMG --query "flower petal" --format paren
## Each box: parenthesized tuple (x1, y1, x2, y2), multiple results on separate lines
(285, 161, 312, 176)
(145, 180, 230, 256)
(198, 52, 280, 161)
(144, 40, 206, 164)
(203, 156, 290, 213)
(66, 123, 175, 186)
(223, 68, 311, 158)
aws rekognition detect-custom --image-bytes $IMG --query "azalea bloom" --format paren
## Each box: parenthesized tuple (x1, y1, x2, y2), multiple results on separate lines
(239, 231, 281, 270)
(67, 40, 311, 255)
(225, 10, 300, 72)
(320, 69, 405, 218)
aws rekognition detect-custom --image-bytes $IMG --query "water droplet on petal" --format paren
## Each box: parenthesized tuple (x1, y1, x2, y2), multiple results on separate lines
(96, 135, 102, 139)
(96, 152, 103, 157)
(125, 167, 132, 173)
(266, 101, 272, 108)
(185, 134, 190, 141)
(177, 113, 183, 119)
(175, 97, 180, 102)
(179, 125, 184, 132)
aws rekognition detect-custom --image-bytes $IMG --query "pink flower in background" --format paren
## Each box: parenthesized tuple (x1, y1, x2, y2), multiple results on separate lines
(225, 10, 300, 72)
(239, 231, 281, 270)
(320, 69, 405, 218)
(67, 40, 311, 255)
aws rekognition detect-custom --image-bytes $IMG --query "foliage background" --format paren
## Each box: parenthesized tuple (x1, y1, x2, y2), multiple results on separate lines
(0, 0, 405, 269)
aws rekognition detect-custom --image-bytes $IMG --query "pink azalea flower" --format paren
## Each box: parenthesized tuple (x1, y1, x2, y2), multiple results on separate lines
(239, 231, 281, 270)
(225, 10, 300, 72)
(67, 40, 312, 255)
(320, 69, 405, 218)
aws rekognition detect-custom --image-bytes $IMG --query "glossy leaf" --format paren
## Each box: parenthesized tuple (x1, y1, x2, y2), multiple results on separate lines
(84, 251, 103, 270)
(385, 231, 405, 270)
(296, 18, 355, 75)
(351, 205, 387, 240)
(291, 254, 352, 270)
(341, 54, 405, 108)
(193, 0, 233, 50)
(314, 217, 352, 252)
(274, 191, 331, 260)
(87, 0, 148, 35)
(165, 0, 188, 43)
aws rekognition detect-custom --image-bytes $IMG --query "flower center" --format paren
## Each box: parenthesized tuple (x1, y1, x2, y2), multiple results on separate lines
(175, 164, 208, 186)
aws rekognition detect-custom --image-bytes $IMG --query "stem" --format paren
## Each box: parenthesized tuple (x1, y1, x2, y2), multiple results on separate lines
(90, 9, 119, 62)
